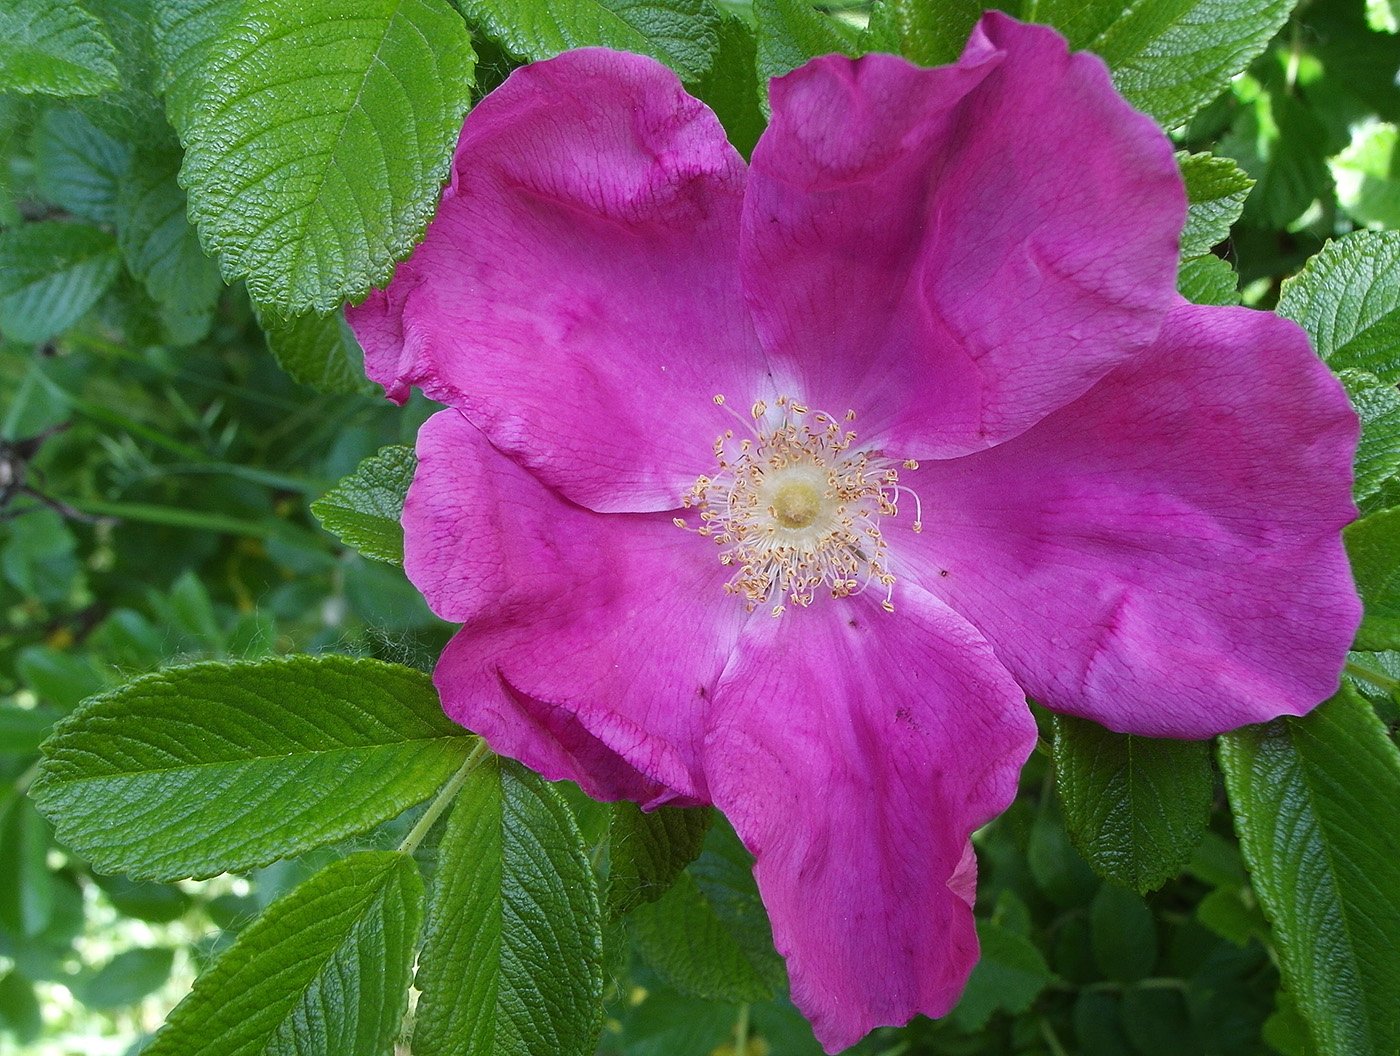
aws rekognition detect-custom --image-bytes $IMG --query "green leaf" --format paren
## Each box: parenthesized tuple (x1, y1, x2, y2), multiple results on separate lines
(949, 919, 1056, 1031)
(1277, 230, 1400, 383)
(31, 655, 475, 881)
(0, 0, 119, 97)
(1218, 685, 1400, 1056)
(76, 947, 175, 1008)
(686, 13, 765, 161)
(1089, 883, 1157, 983)
(1339, 369, 1400, 506)
(459, 0, 721, 80)
(753, 0, 855, 83)
(255, 306, 374, 396)
(1178, 151, 1254, 257)
(311, 444, 416, 564)
(0, 793, 53, 938)
(0, 706, 59, 756)
(607, 802, 713, 920)
(152, 0, 245, 133)
(117, 150, 224, 346)
(30, 108, 130, 223)
(0, 221, 120, 343)
(1344, 507, 1400, 651)
(864, 0, 982, 66)
(1041, 0, 1297, 129)
(1054, 715, 1213, 893)
(143, 851, 423, 1056)
(176, 0, 475, 313)
(413, 756, 604, 1056)
(1331, 118, 1400, 230)
(0, 970, 42, 1045)
(630, 819, 784, 1003)
(1178, 254, 1240, 305)
(1227, 91, 1333, 230)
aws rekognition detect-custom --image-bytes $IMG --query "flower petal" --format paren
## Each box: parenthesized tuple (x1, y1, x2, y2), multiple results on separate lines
(902, 303, 1361, 737)
(348, 49, 759, 513)
(406, 409, 745, 804)
(741, 13, 1183, 455)
(705, 588, 1035, 1052)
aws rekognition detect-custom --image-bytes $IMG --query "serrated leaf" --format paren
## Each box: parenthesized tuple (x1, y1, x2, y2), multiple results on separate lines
(31, 655, 475, 881)
(0, 221, 119, 342)
(949, 920, 1055, 1032)
(1339, 369, 1400, 506)
(1277, 231, 1400, 383)
(254, 305, 373, 396)
(460, 0, 721, 80)
(687, 13, 765, 161)
(753, 0, 855, 83)
(1178, 254, 1240, 305)
(864, 0, 982, 66)
(176, 0, 475, 313)
(1052, 0, 1296, 129)
(1178, 151, 1254, 257)
(311, 445, 416, 564)
(1218, 685, 1400, 1056)
(143, 851, 423, 1056)
(413, 756, 604, 1056)
(0, 0, 119, 97)
(1053, 715, 1212, 894)
(630, 819, 784, 1003)
(152, 0, 245, 133)
(30, 108, 129, 223)
(1344, 507, 1400, 651)
(117, 150, 224, 346)
(607, 802, 713, 919)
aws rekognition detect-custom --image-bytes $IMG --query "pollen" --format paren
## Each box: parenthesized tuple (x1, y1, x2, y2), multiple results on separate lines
(681, 396, 919, 614)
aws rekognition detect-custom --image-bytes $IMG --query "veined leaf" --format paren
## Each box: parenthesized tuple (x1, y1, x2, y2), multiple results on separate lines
(864, 0, 983, 66)
(1178, 151, 1254, 257)
(30, 109, 129, 224)
(459, 0, 721, 80)
(0, 221, 119, 342)
(1218, 686, 1400, 1056)
(175, 0, 475, 313)
(142, 852, 423, 1056)
(607, 802, 713, 919)
(753, 0, 855, 82)
(1053, 715, 1213, 894)
(311, 445, 417, 565)
(1339, 369, 1400, 507)
(31, 655, 474, 881)
(0, 0, 118, 97)
(1345, 507, 1400, 651)
(412, 756, 604, 1056)
(1278, 230, 1400, 383)
(254, 306, 375, 396)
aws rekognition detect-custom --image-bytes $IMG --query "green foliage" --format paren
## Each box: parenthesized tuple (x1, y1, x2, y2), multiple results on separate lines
(1219, 685, 1400, 1056)
(30, 655, 475, 880)
(254, 307, 376, 397)
(143, 851, 423, 1056)
(1053, 714, 1214, 894)
(607, 802, 713, 919)
(0, 0, 119, 97)
(865, 0, 983, 66)
(629, 819, 785, 1003)
(172, 0, 477, 313)
(1339, 369, 1400, 508)
(0, 221, 120, 342)
(460, 0, 722, 80)
(753, 0, 856, 81)
(311, 444, 417, 564)
(1344, 506, 1400, 650)
(413, 755, 604, 1056)
(1277, 230, 1400, 381)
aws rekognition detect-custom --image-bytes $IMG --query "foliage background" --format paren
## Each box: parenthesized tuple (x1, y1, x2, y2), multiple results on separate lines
(2, 0, 1399, 1054)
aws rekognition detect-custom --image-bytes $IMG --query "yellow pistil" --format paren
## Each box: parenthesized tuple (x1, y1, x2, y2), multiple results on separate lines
(680, 395, 917, 616)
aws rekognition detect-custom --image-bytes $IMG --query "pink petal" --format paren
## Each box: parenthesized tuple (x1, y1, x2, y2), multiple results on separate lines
(405, 409, 745, 804)
(348, 49, 760, 513)
(705, 588, 1035, 1052)
(901, 303, 1360, 737)
(741, 12, 1184, 456)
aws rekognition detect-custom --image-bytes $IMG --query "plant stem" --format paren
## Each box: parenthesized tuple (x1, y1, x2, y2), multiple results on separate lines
(398, 739, 489, 856)
(1345, 660, 1400, 694)
(733, 1003, 750, 1056)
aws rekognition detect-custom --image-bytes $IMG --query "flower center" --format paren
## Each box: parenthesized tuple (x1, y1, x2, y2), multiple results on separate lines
(677, 395, 921, 617)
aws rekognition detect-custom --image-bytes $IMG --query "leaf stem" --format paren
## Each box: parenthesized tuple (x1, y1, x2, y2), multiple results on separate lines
(398, 739, 489, 856)
(1345, 660, 1400, 694)
(733, 1003, 750, 1056)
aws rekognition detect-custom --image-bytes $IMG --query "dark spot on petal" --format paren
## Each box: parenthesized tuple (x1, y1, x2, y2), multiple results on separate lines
(940, 569, 949, 577)
(848, 618, 859, 629)
(697, 685, 708, 700)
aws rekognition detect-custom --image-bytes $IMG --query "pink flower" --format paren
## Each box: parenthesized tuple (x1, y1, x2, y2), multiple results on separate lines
(349, 13, 1360, 1051)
